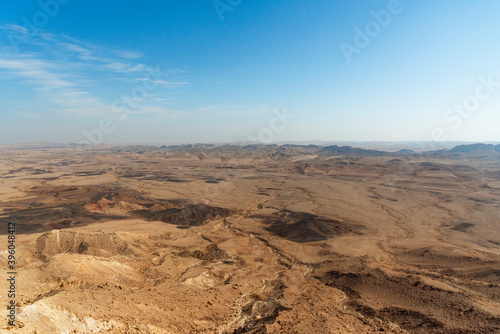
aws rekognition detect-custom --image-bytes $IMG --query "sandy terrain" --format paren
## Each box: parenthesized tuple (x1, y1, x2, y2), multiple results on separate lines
(0, 144, 499, 333)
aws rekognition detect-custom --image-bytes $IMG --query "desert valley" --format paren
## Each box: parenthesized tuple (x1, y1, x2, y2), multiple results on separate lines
(0, 143, 499, 333)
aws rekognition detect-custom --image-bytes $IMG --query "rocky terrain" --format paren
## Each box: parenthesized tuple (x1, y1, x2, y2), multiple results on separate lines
(0, 143, 499, 333)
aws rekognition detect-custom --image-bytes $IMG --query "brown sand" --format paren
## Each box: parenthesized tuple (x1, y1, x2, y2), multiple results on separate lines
(0, 144, 499, 333)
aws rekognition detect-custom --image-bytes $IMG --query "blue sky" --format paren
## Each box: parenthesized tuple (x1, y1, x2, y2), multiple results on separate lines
(0, 0, 499, 144)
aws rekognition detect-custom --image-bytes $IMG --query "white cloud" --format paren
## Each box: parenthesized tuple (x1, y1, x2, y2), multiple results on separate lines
(103, 62, 131, 72)
(114, 50, 143, 59)
(0, 58, 73, 90)
(0, 24, 189, 118)
(0, 56, 112, 116)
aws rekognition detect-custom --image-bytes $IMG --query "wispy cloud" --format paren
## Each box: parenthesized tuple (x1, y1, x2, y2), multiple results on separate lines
(0, 24, 188, 117)
(0, 58, 72, 89)
(113, 50, 143, 60)
(0, 54, 112, 116)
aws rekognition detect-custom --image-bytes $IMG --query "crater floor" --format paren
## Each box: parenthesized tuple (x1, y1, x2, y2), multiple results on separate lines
(1, 145, 499, 333)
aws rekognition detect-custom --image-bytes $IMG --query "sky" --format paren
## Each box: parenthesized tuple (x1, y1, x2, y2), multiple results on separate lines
(0, 0, 499, 145)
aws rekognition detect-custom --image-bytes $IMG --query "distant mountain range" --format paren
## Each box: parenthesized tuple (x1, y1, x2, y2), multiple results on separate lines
(153, 143, 500, 158)
(449, 143, 500, 154)
(2, 142, 499, 158)
(315, 143, 499, 157)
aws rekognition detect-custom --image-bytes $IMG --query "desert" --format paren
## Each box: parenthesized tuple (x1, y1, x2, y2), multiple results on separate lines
(0, 143, 499, 333)
(2, 1, 500, 333)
